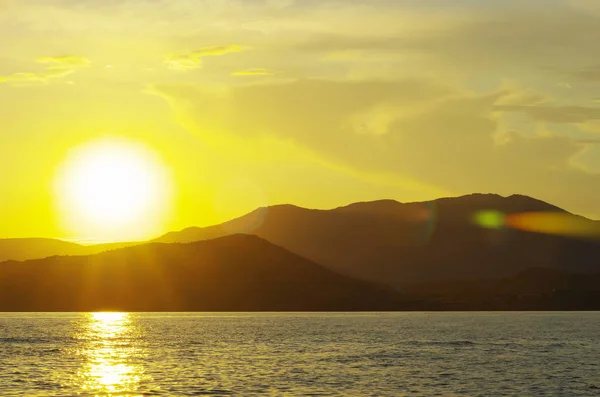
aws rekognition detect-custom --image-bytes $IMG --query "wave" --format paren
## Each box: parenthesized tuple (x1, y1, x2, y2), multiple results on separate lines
(0, 337, 51, 344)
(404, 340, 475, 347)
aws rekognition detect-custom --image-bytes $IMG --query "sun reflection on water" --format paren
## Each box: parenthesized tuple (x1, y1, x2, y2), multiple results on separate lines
(76, 312, 148, 396)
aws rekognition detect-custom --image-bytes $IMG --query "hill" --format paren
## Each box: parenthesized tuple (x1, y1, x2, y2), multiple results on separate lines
(155, 194, 600, 286)
(0, 234, 418, 311)
(0, 238, 86, 262)
(402, 267, 600, 310)
(0, 238, 140, 263)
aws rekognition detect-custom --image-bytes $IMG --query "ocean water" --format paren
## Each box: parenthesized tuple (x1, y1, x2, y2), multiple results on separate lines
(0, 312, 598, 396)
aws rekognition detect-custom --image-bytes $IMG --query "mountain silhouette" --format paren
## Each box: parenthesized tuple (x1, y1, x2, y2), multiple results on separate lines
(0, 238, 140, 263)
(155, 194, 600, 286)
(2, 193, 599, 292)
(0, 234, 419, 311)
(0, 238, 85, 262)
(402, 267, 600, 310)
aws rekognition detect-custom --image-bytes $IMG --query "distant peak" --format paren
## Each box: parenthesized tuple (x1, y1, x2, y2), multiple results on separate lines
(335, 199, 401, 211)
(508, 194, 531, 199)
(507, 193, 541, 201)
(0, 237, 83, 246)
(435, 193, 503, 202)
(431, 192, 567, 214)
(265, 203, 306, 211)
(504, 194, 565, 212)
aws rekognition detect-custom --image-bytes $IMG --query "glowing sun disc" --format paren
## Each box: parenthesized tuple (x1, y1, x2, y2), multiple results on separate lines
(54, 137, 173, 241)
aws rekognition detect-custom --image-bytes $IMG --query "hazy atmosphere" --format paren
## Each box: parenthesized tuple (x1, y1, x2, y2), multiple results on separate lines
(2, 0, 600, 242)
(2, 2, 600, 396)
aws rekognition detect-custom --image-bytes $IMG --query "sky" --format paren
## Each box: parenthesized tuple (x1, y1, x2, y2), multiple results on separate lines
(1, 0, 600, 241)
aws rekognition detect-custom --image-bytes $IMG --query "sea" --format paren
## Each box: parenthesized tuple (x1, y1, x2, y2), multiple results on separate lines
(0, 312, 598, 396)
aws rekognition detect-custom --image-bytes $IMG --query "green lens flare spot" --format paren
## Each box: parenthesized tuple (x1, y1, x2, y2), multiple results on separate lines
(473, 210, 505, 229)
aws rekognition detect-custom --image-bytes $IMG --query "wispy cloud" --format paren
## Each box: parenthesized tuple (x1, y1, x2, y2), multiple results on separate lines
(150, 79, 600, 216)
(495, 104, 600, 124)
(232, 68, 278, 76)
(37, 55, 91, 69)
(578, 139, 600, 144)
(0, 55, 90, 85)
(565, 65, 600, 82)
(165, 45, 248, 70)
(0, 72, 47, 84)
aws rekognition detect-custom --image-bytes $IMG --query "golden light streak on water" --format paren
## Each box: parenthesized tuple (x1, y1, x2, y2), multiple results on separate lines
(76, 312, 148, 396)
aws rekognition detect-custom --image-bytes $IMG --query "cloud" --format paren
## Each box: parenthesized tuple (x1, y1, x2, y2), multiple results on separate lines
(495, 104, 600, 124)
(148, 78, 455, 196)
(578, 139, 600, 144)
(293, 2, 600, 81)
(4, 0, 600, 219)
(493, 83, 552, 106)
(150, 78, 600, 216)
(164, 45, 248, 70)
(265, 0, 295, 8)
(566, 65, 600, 81)
(0, 55, 90, 85)
(232, 68, 278, 76)
(6, 0, 600, 84)
(0, 72, 47, 84)
(36, 55, 91, 69)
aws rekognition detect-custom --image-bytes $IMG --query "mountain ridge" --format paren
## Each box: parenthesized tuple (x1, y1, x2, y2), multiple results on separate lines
(157, 193, 584, 242)
(0, 234, 598, 311)
(153, 193, 600, 286)
(0, 233, 415, 311)
(2, 193, 599, 289)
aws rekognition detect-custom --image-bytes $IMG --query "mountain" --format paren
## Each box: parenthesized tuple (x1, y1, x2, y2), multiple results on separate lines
(0, 238, 140, 263)
(0, 234, 420, 311)
(0, 238, 85, 262)
(3, 193, 599, 291)
(402, 267, 600, 310)
(155, 194, 600, 287)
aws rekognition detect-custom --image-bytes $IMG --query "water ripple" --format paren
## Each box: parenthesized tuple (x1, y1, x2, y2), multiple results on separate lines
(0, 312, 598, 396)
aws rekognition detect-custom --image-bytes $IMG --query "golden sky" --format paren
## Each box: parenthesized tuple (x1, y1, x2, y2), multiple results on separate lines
(1, 0, 600, 241)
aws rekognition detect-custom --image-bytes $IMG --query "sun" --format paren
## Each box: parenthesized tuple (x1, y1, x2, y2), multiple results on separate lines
(54, 137, 173, 242)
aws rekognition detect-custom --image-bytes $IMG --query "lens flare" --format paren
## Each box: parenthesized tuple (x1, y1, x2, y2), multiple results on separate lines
(473, 209, 600, 240)
(419, 201, 438, 244)
(505, 212, 600, 240)
(473, 210, 505, 229)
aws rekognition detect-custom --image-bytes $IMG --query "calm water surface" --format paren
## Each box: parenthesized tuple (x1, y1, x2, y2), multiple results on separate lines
(0, 312, 598, 396)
